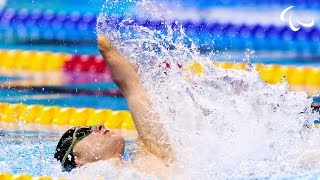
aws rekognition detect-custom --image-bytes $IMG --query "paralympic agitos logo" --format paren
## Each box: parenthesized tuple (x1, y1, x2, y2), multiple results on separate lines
(280, 6, 315, 32)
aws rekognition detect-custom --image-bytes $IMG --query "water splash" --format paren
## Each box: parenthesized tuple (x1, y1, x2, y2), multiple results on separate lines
(0, 131, 69, 178)
(95, 0, 320, 179)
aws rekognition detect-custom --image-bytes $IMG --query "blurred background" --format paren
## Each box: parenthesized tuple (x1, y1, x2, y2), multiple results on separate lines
(0, 0, 319, 109)
(2, 1, 320, 177)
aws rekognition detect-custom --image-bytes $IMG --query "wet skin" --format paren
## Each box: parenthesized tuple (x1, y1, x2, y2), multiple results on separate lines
(72, 124, 125, 165)
(64, 35, 176, 179)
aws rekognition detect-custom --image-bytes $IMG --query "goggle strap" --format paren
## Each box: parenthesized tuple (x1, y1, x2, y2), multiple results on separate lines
(77, 134, 89, 140)
(60, 133, 90, 166)
(60, 126, 93, 167)
(61, 137, 78, 166)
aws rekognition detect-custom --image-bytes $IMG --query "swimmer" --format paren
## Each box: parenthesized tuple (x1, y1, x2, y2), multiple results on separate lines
(54, 35, 175, 178)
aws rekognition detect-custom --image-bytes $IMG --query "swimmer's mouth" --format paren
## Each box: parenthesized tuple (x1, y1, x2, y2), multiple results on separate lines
(104, 129, 110, 134)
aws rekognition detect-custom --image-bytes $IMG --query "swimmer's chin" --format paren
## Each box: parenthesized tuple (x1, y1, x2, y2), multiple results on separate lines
(97, 35, 113, 52)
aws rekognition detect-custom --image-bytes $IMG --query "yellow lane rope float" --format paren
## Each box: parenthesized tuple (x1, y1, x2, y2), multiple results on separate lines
(0, 50, 69, 71)
(1, 102, 319, 129)
(184, 61, 320, 86)
(0, 173, 66, 180)
(1, 49, 320, 86)
(0, 103, 135, 130)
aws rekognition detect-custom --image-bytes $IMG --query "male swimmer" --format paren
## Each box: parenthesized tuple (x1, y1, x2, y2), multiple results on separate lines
(54, 36, 175, 178)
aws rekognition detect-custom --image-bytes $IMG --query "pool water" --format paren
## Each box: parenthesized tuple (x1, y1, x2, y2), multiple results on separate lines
(0, 71, 128, 110)
(1, 0, 320, 178)
(0, 71, 131, 177)
(0, 129, 137, 177)
(0, 130, 60, 176)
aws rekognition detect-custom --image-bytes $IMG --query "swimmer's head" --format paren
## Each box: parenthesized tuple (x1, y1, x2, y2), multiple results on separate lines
(54, 124, 125, 172)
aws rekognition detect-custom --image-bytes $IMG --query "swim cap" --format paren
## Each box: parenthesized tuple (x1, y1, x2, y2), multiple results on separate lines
(54, 127, 77, 172)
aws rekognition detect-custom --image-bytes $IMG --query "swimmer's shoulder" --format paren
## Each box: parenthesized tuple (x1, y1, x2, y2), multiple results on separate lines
(132, 152, 174, 179)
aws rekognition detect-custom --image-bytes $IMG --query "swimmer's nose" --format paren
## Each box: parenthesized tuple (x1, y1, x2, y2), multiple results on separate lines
(94, 124, 104, 132)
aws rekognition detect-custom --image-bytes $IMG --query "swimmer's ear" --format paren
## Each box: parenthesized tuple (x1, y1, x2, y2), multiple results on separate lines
(97, 35, 112, 52)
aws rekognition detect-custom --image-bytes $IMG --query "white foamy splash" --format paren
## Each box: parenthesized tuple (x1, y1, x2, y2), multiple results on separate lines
(93, 0, 320, 179)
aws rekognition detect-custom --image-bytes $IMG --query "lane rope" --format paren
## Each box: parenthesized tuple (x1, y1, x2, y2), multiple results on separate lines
(1, 49, 320, 86)
(1, 8, 318, 41)
(0, 173, 66, 180)
(1, 8, 319, 53)
(0, 103, 135, 130)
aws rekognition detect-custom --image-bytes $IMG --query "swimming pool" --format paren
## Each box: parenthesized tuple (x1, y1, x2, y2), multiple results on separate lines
(0, 129, 138, 178)
(1, 0, 320, 179)
(0, 130, 60, 176)
(1, 53, 320, 179)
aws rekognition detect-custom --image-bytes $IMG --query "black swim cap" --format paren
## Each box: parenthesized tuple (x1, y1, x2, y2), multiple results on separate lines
(54, 127, 77, 172)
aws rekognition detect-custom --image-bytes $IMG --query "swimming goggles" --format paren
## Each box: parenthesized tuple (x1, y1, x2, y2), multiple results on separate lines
(61, 126, 93, 166)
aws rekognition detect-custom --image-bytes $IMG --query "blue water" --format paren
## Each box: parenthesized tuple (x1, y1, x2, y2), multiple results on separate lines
(0, 130, 135, 176)
(0, 81, 128, 110)
(0, 76, 22, 82)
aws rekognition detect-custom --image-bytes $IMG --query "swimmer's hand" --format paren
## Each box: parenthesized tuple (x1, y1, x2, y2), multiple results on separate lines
(97, 35, 113, 52)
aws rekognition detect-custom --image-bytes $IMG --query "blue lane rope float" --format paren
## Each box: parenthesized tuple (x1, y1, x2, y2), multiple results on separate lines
(0, 9, 96, 41)
(179, 0, 320, 8)
(0, 8, 319, 53)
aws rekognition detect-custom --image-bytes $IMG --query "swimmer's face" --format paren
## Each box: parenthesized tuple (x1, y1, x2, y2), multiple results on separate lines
(72, 124, 125, 166)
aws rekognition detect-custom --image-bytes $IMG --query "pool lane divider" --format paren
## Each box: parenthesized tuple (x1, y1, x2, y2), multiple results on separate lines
(0, 103, 135, 130)
(0, 49, 108, 73)
(182, 0, 319, 8)
(7, 86, 123, 96)
(213, 62, 320, 86)
(1, 8, 319, 54)
(2, 49, 320, 86)
(0, 173, 66, 180)
(0, 102, 319, 127)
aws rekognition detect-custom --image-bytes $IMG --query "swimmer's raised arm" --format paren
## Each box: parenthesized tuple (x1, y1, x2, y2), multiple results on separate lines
(97, 36, 138, 95)
(97, 35, 174, 162)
